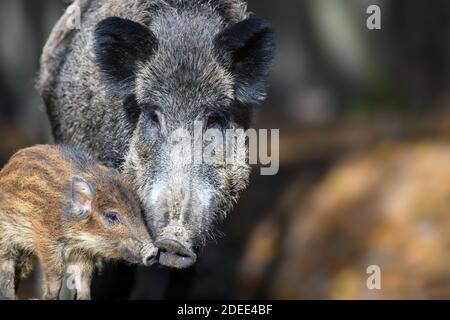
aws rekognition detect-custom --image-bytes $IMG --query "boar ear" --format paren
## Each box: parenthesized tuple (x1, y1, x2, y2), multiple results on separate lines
(70, 176, 96, 220)
(215, 17, 275, 105)
(94, 17, 158, 96)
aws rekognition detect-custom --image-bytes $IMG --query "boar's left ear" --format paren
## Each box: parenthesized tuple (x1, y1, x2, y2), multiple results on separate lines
(215, 17, 275, 105)
(94, 17, 158, 96)
(69, 176, 96, 220)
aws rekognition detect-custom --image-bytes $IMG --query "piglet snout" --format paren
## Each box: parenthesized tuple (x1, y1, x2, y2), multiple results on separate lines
(141, 243, 158, 266)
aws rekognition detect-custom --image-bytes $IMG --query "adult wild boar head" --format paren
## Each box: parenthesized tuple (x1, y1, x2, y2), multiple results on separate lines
(93, 5, 274, 269)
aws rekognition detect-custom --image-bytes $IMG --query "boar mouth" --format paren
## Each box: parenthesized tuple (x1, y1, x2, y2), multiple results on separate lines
(155, 239, 197, 269)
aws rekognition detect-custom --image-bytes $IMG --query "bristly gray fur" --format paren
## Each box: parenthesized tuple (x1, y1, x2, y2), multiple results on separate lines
(38, 0, 274, 255)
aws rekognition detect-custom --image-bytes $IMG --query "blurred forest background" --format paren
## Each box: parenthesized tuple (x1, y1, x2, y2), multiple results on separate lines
(1, 0, 450, 299)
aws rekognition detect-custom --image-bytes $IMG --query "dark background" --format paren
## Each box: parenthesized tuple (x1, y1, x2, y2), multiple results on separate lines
(1, 0, 450, 299)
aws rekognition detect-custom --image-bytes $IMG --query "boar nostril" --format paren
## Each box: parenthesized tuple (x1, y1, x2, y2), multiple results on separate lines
(155, 239, 197, 269)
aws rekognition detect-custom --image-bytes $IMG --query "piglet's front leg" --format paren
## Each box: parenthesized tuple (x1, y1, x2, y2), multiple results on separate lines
(0, 259, 15, 300)
(35, 240, 64, 300)
(66, 260, 95, 300)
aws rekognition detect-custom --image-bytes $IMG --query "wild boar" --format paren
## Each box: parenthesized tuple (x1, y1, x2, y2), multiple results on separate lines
(0, 145, 157, 300)
(39, 0, 275, 268)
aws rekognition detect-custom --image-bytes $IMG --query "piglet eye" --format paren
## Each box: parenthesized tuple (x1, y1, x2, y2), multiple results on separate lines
(103, 212, 121, 225)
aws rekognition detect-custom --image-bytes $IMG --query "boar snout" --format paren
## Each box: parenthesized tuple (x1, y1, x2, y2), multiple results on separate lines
(155, 238, 197, 269)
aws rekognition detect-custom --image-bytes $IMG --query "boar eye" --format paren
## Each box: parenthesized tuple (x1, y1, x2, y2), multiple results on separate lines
(103, 212, 121, 225)
(149, 111, 159, 124)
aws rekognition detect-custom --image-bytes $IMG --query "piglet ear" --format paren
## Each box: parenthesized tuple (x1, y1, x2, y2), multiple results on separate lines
(215, 17, 275, 104)
(93, 17, 158, 96)
(70, 176, 95, 220)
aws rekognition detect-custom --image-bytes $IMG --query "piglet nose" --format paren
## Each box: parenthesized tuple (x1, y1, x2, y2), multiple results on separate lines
(141, 243, 158, 266)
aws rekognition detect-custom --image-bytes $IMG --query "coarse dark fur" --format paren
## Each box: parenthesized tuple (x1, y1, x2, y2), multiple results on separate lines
(39, 0, 275, 268)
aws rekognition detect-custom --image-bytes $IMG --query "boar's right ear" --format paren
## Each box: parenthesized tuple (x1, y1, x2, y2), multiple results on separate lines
(93, 17, 158, 96)
(215, 17, 275, 105)
(70, 176, 96, 220)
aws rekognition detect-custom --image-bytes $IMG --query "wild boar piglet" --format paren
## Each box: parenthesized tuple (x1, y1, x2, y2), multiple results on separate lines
(0, 145, 157, 300)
